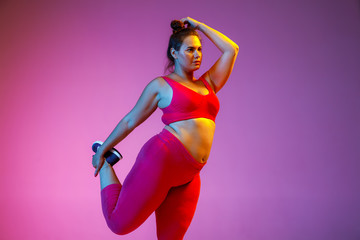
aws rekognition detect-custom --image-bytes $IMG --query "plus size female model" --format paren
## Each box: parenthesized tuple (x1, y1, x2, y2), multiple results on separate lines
(92, 16, 239, 239)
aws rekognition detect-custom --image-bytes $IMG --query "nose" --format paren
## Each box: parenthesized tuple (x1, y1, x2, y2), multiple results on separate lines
(194, 50, 201, 59)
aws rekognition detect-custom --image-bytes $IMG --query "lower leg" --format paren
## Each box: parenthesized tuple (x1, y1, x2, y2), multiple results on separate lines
(99, 161, 120, 190)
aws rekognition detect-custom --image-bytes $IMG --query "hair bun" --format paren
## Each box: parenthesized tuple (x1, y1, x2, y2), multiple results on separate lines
(171, 20, 185, 34)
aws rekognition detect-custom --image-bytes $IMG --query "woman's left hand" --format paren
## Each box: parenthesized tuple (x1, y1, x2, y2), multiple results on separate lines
(180, 17, 202, 29)
(92, 151, 105, 177)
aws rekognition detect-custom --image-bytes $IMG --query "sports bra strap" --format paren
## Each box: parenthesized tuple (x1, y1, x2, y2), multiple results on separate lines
(199, 77, 215, 94)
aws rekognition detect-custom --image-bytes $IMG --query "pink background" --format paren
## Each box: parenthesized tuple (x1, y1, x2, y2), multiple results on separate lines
(1, 0, 359, 239)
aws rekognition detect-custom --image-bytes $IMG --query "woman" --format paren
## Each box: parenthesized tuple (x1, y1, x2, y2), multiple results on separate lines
(92, 16, 238, 239)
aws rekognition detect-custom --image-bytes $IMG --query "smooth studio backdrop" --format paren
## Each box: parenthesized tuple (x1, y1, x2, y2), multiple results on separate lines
(0, 0, 359, 239)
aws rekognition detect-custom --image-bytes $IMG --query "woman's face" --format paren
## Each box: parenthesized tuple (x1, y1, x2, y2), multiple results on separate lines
(172, 35, 202, 72)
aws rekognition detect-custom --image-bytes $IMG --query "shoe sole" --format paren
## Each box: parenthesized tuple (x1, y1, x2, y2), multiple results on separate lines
(92, 141, 123, 166)
(92, 141, 122, 159)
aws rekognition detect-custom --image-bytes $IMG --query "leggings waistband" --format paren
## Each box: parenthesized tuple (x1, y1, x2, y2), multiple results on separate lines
(157, 128, 206, 171)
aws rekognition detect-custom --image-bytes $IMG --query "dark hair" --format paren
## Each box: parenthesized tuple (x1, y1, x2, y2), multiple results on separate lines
(164, 20, 201, 73)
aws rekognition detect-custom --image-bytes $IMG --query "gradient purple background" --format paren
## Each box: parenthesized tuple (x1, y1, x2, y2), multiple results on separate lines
(1, 1, 359, 239)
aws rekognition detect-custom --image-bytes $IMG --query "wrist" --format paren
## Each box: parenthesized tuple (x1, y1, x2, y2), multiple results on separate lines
(99, 160, 111, 173)
(96, 145, 107, 156)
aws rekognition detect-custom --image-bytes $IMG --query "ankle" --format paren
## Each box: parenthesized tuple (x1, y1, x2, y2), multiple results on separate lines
(99, 161, 111, 173)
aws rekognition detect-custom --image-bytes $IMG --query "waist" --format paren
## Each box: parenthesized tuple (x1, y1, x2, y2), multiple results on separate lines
(164, 118, 216, 163)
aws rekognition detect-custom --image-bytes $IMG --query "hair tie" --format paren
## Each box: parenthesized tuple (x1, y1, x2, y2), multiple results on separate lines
(171, 20, 185, 34)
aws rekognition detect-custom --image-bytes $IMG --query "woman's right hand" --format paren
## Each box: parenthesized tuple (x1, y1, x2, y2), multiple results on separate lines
(180, 17, 202, 29)
(92, 151, 106, 177)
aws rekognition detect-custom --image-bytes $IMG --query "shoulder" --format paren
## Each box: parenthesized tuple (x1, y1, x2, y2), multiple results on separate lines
(148, 76, 169, 89)
(147, 77, 172, 105)
(145, 77, 166, 89)
(144, 77, 171, 97)
(200, 72, 217, 93)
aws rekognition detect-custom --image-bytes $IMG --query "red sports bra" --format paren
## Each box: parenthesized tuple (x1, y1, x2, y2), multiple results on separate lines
(160, 76, 220, 125)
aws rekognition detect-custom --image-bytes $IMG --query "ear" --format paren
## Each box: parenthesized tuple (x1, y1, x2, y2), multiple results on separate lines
(170, 48, 178, 60)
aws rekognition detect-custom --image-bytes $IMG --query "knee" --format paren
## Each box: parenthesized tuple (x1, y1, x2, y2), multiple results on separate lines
(107, 219, 135, 235)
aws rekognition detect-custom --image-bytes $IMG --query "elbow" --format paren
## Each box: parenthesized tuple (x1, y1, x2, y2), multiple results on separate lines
(125, 115, 146, 132)
(123, 116, 136, 132)
(226, 46, 239, 56)
(230, 42, 239, 54)
(233, 44, 239, 54)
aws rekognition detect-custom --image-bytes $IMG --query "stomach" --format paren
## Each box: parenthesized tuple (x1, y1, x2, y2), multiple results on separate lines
(164, 118, 216, 163)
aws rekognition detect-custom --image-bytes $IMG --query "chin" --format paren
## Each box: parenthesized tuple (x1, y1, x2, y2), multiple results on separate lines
(193, 65, 201, 71)
(185, 65, 200, 72)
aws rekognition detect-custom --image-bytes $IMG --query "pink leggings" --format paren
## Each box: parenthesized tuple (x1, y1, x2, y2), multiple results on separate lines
(101, 128, 206, 239)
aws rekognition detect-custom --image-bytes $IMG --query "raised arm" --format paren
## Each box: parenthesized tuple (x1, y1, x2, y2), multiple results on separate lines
(93, 78, 161, 176)
(181, 17, 239, 93)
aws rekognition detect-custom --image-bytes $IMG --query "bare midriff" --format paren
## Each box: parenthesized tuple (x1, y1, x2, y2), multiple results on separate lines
(164, 118, 216, 164)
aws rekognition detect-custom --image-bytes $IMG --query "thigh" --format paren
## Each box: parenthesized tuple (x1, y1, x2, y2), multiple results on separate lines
(103, 135, 172, 234)
(155, 173, 201, 240)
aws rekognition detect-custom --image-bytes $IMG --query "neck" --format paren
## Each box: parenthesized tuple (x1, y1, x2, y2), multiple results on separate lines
(173, 66, 194, 82)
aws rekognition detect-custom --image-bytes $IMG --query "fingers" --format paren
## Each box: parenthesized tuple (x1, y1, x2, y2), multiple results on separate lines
(92, 154, 103, 177)
(180, 17, 199, 28)
(94, 167, 100, 177)
(94, 160, 103, 177)
(180, 17, 189, 25)
(92, 155, 96, 168)
(94, 160, 99, 177)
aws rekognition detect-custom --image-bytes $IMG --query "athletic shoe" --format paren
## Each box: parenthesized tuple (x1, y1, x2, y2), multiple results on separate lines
(92, 141, 123, 166)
